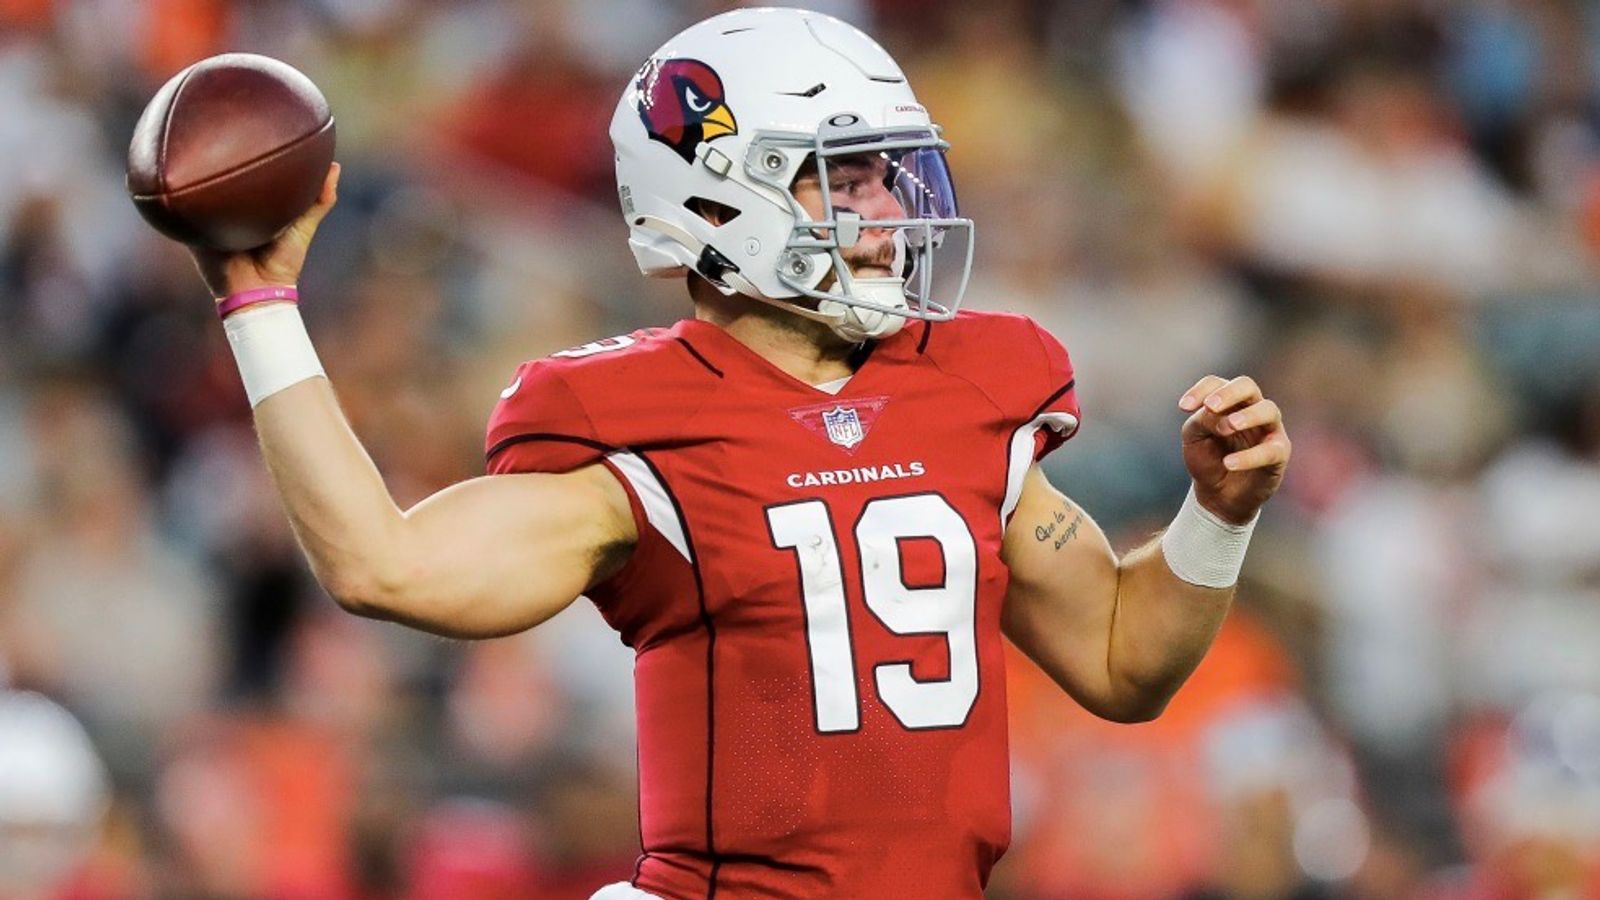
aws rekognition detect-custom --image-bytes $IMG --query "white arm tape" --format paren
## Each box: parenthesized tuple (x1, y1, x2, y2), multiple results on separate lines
(222, 303, 326, 408)
(1159, 485, 1257, 588)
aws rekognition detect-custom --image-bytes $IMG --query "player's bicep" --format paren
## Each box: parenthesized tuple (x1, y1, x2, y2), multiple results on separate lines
(362, 463, 636, 639)
(1000, 465, 1122, 710)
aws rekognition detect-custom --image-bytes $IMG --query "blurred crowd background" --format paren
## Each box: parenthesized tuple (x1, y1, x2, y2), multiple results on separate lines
(3, 0, 1600, 897)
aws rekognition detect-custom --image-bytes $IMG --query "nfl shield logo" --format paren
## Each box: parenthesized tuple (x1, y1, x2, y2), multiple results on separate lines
(821, 406, 865, 449)
(788, 395, 888, 455)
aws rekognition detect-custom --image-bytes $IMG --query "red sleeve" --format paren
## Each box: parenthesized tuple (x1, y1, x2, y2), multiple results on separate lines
(483, 358, 655, 632)
(484, 359, 610, 474)
(1024, 319, 1081, 462)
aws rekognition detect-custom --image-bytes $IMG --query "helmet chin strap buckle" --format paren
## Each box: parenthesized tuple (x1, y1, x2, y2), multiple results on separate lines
(696, 244, 738, 287)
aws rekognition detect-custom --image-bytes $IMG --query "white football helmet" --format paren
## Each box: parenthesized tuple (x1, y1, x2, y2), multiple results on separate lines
(610, 7, 974, 342)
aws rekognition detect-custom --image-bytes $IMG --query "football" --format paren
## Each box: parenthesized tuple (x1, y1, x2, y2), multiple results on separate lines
(126, 53, 335, 252)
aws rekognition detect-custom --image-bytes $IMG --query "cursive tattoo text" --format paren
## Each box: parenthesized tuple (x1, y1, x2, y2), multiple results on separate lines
(1033, 501, 1084, 551)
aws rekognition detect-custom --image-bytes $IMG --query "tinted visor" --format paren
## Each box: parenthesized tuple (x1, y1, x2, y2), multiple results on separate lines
(877, 145, 966, 309)
(887, 145, 959, 222)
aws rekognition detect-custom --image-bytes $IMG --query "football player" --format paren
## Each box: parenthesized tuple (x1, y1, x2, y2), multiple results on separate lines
(187, 8, 1290, 898)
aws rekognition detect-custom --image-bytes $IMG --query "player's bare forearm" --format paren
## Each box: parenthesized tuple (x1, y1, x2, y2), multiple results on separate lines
(1105, 533, 1233, 715)
(1004, 374, 1288, 722)
(250, 377, 407, 610)
(1001, 469, 1228, 722)
(248, 378, 634, 638)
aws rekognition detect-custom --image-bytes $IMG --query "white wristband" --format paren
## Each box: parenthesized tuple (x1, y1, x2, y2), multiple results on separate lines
(222, 303, 325, 408)
(1159, 485, 1257, 588)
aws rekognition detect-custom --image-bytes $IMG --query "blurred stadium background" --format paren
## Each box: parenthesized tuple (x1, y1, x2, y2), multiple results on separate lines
(3, 0, 1600, 897)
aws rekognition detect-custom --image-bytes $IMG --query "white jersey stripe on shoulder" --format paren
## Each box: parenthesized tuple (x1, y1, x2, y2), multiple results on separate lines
(606, 451, 691, 562)
(1000, 412, 1079, 529)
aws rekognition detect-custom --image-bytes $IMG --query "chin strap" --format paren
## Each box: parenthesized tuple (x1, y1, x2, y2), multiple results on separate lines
(633, 214, 764, 298)
(817, 278, 907, 341)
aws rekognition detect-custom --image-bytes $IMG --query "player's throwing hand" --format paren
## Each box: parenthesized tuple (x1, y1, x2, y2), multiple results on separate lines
(1177, 375, 1292, 525)
(189, 162, 341, 301)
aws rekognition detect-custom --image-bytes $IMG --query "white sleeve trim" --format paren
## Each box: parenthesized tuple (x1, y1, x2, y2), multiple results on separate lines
(1000, 411, 1079, 528)
(606, 450, 691, 563)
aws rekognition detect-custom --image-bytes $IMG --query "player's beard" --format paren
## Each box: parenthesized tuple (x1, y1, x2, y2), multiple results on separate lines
(817, 230, 902, 287)
(843, 231, 901, 277)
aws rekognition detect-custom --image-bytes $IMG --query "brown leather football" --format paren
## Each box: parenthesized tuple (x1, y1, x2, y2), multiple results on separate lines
(127, 53, 335, 252)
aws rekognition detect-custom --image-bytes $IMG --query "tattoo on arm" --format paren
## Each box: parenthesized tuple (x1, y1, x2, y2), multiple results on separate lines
(1033, 499, 1084, 552)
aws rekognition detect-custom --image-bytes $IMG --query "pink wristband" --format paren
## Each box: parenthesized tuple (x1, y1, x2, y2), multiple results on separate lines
(216, 285, 298, 319)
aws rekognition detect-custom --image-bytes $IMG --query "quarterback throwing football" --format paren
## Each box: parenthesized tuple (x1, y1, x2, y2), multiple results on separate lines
(188, 9, 1290, 898)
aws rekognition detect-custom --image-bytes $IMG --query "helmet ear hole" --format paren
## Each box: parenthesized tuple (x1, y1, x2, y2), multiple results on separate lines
(686, 196, 742, 226)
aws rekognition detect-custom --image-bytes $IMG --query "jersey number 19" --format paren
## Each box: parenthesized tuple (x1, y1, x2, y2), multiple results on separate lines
(766, 493, 978, 733)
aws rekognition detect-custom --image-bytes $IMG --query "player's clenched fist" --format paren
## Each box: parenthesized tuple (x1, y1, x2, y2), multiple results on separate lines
(1177, 375, 1291, 525)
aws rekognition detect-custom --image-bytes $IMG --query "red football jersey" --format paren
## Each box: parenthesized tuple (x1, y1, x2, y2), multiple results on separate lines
(485, 311, 1079, 899)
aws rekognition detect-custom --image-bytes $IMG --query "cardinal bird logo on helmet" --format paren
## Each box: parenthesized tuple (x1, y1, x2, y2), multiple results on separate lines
(634, 57, 738, 163)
